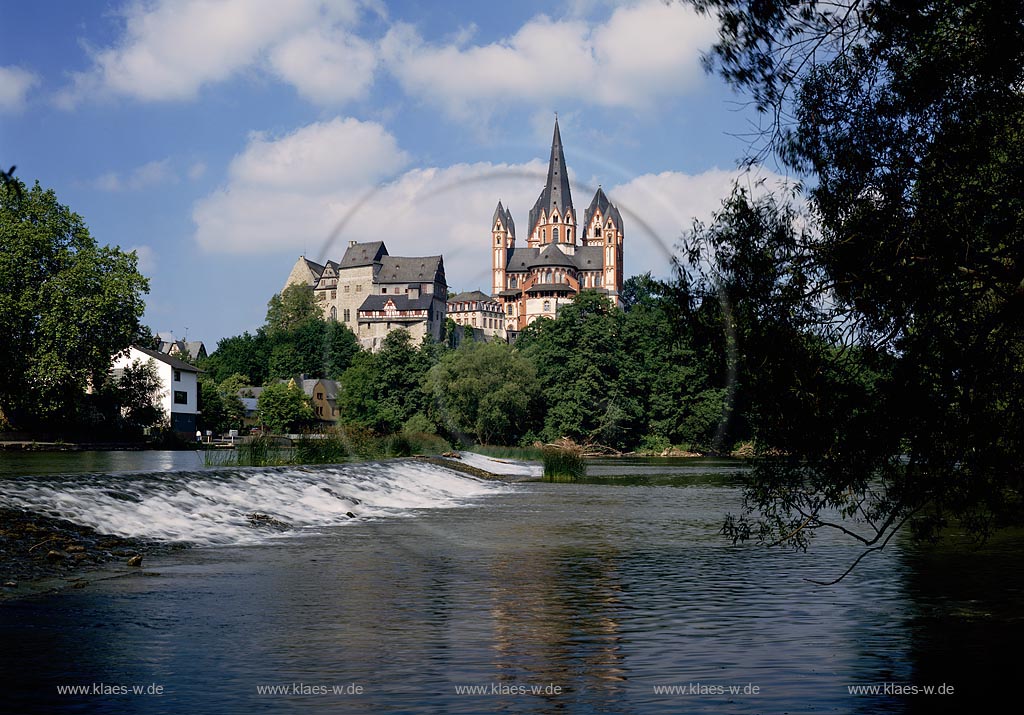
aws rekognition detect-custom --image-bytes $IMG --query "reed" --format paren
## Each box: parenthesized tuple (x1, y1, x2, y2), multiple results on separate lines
(542, 441, 586, 481)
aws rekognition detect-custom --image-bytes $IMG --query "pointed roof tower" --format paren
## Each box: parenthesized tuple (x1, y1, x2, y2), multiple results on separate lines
(529, 117, 575, 236)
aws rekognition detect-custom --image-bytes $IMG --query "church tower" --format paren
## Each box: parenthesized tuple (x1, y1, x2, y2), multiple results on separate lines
(528, 118, 576, 249)
(491, 200, 515, 295)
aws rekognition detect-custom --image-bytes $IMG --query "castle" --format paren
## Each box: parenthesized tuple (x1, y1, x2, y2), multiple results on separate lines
(491, 118, 624, 334)
(287, 119, 623, 348)
(285, 241, 447, 351)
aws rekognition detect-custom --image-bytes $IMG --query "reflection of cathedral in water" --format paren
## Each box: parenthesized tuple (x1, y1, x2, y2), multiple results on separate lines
(487, 548, 628, 702)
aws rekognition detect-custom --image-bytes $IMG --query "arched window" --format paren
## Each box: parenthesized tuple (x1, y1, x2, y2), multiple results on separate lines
(552, 226, 559, 242)
(330, 306, 337, 321)
(543, 300, 551, 312)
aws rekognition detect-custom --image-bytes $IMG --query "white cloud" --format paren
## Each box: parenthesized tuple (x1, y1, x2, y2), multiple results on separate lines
(56, 0, 370, 108)
(92, 158, 177, 191)
(0, 65, 40, 112)
(191, 116, 784, 291)
(187, 161, 207, 180)
(193, 117, 410, 253)
(381, 1, 716, 118)
(269, 26, 377, 104)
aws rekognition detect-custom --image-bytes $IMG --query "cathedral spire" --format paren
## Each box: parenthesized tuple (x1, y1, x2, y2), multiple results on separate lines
(529, 117, 575, 239)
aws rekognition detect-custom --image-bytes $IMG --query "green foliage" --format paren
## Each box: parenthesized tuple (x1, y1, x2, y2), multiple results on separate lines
(255, 380, 314, 434)
(336, 330, 439, 433)
(425, 339, 541, 445)
(688, 0, 1024, 560)
(265, 283, 319, 333)
(513, 286, 729, 452)
(402, 412, 435, 435)
(200, 288, 358, 385)
(0, 179, 149, 429)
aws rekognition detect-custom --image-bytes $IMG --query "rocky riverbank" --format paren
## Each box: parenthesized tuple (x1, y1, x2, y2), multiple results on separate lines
(0, 507, 183, 601)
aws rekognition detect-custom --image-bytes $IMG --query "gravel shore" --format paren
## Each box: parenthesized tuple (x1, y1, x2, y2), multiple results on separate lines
(0, 507, 183, 601)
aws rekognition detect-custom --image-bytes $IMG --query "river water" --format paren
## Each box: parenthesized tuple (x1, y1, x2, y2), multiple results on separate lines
(0, 452, 1018, 713)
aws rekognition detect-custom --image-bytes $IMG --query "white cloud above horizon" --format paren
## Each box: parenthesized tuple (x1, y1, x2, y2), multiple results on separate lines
(0, 65, 40, 112)
(54, 0, 370, 108)
(191, 116, 782, 290)
(381, 1, 716, 119)
(54, 0, 714, 119)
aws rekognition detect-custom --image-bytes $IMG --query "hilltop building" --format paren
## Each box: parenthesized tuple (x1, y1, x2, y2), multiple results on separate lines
(286, 241, 447, 351)
(491, 118, 624, 335)
(447, 290, 506, 341)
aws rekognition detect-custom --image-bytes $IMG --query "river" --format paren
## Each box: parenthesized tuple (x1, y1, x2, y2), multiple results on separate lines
(0, 451, 1018, 712)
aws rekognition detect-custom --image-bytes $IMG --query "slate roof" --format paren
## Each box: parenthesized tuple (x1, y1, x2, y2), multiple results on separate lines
(448, 290, 494, 305)
(574, 245, 605, 269)
(505, 248, 539, 272)
(528, 244, 576, 269)
(376, 256, 444, 284)
(338, 241, 387, 269)
(132, 345, 201, 372)
(582, 187, 624, 236)
(301, 256, 327, 278)
(358, 294, 437, 312)
(504, 244, 606, 273)
(492, 201, 515, 236)
(526, 283, 577, 293)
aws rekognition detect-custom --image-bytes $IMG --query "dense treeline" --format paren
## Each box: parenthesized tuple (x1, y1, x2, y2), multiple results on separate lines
(200, 277, 744, 453)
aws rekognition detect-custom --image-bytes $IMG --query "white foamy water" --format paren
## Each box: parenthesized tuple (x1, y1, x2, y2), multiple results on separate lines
(453, 451, 543, 477)
(0, 460, 508, 546)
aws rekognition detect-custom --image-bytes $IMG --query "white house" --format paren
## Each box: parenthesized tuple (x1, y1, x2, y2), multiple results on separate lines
(112, 345, 200, 434)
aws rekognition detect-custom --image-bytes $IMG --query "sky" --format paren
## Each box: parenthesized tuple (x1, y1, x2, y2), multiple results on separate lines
(0, 0, 782, 346)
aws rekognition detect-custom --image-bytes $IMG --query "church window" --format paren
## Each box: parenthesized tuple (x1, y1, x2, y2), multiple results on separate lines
(496, 237, 501, 245)
(542, 228, 546, 241)
(543, 300, 551, 312)
(552, 227, 559, 242)
(507, 305, 513, 315)
(330, 306, 337, 320)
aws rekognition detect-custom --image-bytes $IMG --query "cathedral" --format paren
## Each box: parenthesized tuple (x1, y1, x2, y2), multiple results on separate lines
(491, 118, 624, 335)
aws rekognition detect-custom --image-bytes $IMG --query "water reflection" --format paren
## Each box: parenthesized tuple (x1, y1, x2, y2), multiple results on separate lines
(0, 461, 1017, 714)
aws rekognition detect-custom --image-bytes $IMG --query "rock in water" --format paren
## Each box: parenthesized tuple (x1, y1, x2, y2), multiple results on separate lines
(248, 513, 291, 531)
(127, 554, 143, 567)
(45, 550, 65, 562)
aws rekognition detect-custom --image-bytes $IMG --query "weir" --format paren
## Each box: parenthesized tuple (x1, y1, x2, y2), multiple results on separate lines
(0, 460, 508, 546)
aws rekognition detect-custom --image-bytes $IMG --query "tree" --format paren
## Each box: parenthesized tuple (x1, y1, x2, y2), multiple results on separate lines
(336, 331, 441, 433)
(686, 0, 1024, 574)
(256, 380, 314, 434)
(98, 357, 165, 436)
(265, 283, 319, 333)
(516, 291, 642, 449)
(425, 340, 541, 445)
(0, 179, 149, 430)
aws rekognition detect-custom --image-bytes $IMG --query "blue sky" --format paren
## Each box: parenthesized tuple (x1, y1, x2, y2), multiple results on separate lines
(1, 0, 778, 346)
